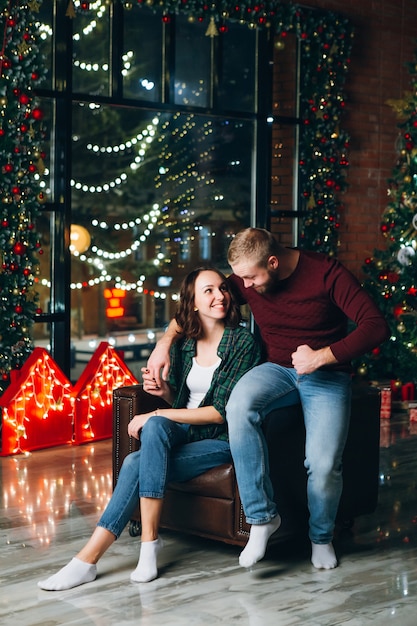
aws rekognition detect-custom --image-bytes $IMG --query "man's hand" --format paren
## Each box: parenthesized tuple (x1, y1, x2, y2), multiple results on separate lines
(146, 342, 171, 386)
(291, 345, 336, 375)
(141, 367, 170, 398)
(147, 319, 181, 385)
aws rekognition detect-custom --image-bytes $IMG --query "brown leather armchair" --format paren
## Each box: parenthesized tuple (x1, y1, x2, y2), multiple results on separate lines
(113, 383, 381, 547)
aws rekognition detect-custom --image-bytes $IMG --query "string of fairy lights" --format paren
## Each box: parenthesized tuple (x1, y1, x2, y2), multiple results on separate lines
(37, 4, 221, 297)
(33, 0, 354, 305)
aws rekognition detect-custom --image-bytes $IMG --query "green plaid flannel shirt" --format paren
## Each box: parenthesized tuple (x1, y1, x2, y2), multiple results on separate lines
(168, 325, 261, 442)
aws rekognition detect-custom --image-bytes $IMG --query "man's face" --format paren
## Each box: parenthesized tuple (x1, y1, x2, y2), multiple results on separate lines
(231, 257, 279, 294)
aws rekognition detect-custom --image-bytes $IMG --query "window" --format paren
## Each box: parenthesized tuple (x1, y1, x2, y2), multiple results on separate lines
(34, 2, 301, 379)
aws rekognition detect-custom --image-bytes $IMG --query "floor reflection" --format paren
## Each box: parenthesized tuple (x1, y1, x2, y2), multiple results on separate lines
(1, 445, 112, 547)
(2, 411, 417, 625)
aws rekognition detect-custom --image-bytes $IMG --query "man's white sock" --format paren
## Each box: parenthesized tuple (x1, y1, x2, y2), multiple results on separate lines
(311, 542, 338, 569)
(239, 514, 281, 568)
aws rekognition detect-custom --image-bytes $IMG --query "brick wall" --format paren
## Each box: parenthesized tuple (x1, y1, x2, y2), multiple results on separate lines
(272, 0, 417, 277)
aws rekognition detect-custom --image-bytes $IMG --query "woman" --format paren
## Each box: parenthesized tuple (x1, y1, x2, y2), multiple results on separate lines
(38, 267, 261, 590)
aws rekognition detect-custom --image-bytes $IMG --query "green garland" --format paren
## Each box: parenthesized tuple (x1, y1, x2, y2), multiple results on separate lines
(121, 0, 354, 255)
(0, 0, 46, 392)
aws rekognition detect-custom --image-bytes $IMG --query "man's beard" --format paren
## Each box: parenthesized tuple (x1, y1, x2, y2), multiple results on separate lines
(254, 270, 280, 294)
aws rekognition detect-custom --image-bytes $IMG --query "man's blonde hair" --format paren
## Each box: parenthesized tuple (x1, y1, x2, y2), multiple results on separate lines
(227, 228, 281, 268)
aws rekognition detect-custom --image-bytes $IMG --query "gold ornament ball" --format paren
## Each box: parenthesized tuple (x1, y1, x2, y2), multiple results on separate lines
(357, 365, 367, 376)
(404, 175, 412, 183)
(397, 322, 406, 333)
(275, 40, 285, 50)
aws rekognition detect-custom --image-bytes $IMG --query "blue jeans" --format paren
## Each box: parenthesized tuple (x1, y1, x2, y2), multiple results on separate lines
(98, 415, 231, 538)
(225, 362, 352, 544)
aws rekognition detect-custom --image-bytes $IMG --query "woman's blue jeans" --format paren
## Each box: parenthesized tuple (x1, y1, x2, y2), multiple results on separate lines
(225, 362, 352, 544)
(98, 415, 231, 538)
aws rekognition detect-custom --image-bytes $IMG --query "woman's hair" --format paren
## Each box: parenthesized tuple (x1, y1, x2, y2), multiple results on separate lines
(227, 227, 281, 268)
(175, 266, 242, 339)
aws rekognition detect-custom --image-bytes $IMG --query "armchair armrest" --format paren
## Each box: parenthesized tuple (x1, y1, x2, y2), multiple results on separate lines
(112, 384, 169, 483)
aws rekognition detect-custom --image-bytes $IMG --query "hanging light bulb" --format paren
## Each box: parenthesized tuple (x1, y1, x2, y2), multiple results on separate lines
(70, 224, 91, 254)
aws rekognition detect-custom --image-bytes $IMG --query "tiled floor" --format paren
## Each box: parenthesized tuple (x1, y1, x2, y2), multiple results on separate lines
(2, 410, 417, 625)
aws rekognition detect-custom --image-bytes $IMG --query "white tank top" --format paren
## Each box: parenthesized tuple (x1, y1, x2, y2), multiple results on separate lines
(186, 357, 221, 409)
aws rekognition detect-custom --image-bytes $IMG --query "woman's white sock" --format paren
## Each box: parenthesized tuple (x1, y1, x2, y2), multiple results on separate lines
(37, 557, 97, 591)
(130, 538, 164, 583)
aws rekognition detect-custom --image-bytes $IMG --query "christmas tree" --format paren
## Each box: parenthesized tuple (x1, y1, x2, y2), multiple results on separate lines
(357, 46, 417, 385)
(0, 1, 46, 393)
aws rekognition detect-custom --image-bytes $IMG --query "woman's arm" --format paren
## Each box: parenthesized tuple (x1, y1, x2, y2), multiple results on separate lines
(127, 405, 223, 440)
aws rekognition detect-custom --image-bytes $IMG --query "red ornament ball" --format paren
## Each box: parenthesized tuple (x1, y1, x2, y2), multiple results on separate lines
(15, 305, 23, 314)
(32, 108, 44, 121)
(13, 242, 27, 255)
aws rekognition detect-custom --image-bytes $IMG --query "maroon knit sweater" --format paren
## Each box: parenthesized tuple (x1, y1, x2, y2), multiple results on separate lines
(228, 250, 390, 372)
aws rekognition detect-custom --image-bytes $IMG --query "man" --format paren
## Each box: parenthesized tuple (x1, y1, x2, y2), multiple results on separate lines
(147, 228, 389, 570)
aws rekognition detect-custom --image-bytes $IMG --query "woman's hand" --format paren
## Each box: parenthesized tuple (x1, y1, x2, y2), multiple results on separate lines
(128, 412, 155, 440)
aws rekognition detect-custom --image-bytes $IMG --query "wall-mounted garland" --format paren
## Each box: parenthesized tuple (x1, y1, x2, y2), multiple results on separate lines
(120, 0, 354, 254)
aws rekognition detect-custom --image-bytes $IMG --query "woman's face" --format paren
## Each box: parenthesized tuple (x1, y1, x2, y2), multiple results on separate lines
(193, 270, 230, 323)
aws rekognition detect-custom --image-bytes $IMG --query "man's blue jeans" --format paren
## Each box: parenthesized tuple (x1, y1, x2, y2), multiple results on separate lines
(98, 415, 231, 538)
(226, 363, 352, 544)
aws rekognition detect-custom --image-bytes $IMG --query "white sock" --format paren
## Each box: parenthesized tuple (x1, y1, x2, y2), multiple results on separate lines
(130, 538, 163, 583)
(37, 557, 97, 591)
(239, 514, 281, 568)
(311, 542, 338, 569)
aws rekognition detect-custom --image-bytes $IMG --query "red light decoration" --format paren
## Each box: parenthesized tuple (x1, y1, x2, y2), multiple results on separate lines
(0, 348, 74, 455)
(73, 342, 138, 444)
(104, 287, 126, 318)
(0, 343, 138, 456)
